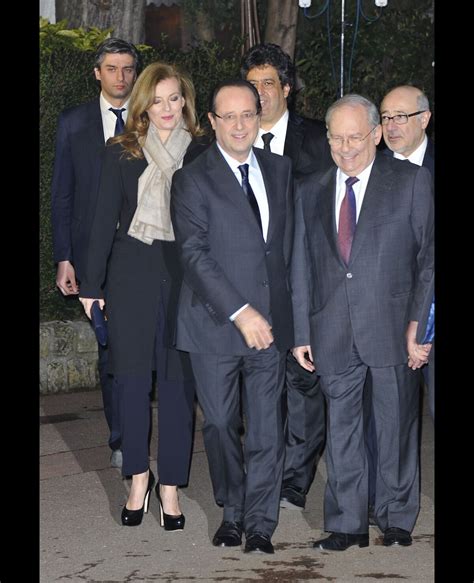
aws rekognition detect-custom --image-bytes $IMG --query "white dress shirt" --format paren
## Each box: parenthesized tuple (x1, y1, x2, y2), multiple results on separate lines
(99, 93, 131, 143)
(254, 109, 289, 155)
(393, 134, 427, 167)
(216, 143, 270, 320)
(335, 159, 375, 230)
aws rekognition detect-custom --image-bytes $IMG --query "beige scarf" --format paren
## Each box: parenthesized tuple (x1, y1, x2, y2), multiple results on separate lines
(128, 118, 191, 244)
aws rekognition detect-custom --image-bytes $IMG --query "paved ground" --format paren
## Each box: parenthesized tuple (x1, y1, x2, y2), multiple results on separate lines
(40, 388, 434, 582)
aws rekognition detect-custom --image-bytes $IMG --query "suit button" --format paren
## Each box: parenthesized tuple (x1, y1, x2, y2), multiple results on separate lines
(262, 280, 269, 287)
(346, 272, 353, 279)
(265, 250, 271, 256)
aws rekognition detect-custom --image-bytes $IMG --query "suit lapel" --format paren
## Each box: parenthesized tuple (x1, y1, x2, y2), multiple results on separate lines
(205, 144, 264, 233)
(253, 148, 278, 244)
(316, 167, 341, 261)
(86, 100, 106, 147)
(349, 155, 395, 264)
(283, 113, 304, 163)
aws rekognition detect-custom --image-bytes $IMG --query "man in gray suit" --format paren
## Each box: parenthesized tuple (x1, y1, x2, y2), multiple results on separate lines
(365, 85, 434, 518)
(171, 79, 294, 554)
(291, 94, 434, 551)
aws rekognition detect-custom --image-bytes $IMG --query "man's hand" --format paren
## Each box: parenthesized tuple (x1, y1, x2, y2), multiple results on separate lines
(56, 261, 79, 295)
(79, 297, 104, 320)
(406, 320, 430, 370)
(233, 305, 274, 350)
(291, 345, 315, 372)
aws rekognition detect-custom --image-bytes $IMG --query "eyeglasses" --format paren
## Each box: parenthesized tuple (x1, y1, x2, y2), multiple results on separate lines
(327, 126, 377, 149)
(380, 110, 426, 125)
(212, 111, 258, 124)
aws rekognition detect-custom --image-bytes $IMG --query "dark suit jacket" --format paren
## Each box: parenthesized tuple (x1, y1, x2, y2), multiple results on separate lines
(381, 136, 434, 177)
(284, 112, 334, 177)
(51, 99, 106, 280)
(292, 153, 434, 375)
(171, 143, 295, 355)
(79, 140, 205, 378)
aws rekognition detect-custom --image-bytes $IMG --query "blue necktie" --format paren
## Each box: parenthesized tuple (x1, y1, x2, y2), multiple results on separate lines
(338, 176, 359, 265)
(109, 107, 125, 136)
(238, 164, 263, 234)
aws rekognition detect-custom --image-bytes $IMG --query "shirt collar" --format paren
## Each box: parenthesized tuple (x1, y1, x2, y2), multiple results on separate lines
(337, 158, 375, 188)
(99, 93, 131, 114)
(257, 109, 289, 140)
(216, 143, 257, 173)
(393, 134, 428, 166)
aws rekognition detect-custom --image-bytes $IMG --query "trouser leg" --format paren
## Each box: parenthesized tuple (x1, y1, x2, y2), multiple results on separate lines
(114, 373, 152, 477)
(189, 353, 245, 524)
(371, 364, 421, 533)
(282, 352, 326, 493)
(97, 343, 120, 451)
(241, 348, 286, 536)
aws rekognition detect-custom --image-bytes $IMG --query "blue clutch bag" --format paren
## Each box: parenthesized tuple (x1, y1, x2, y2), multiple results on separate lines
(91, 301, 108, 346)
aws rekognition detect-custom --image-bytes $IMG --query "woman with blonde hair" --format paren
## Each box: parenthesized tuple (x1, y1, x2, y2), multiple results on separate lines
(79, 62, 207, 530)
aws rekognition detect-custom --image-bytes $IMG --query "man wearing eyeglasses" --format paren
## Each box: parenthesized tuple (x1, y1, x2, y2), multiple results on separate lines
(241, 42, 331, 514)
(171, 79, 294, 554)
(291, 94, 434, 551)
(380, 85, 433, 174)
(363, 85, 434, 524)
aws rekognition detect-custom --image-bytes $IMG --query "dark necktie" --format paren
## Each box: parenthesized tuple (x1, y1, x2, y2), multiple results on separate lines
(238, 164, 263, 235)
(261, 132, 274, 152)
(109, 107, 125, 136)
(338, 176, 359, 265)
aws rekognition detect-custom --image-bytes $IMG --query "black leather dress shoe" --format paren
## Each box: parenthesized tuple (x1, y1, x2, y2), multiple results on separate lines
(312, 532, 369, 551)
(212, 521, 243, 547)
(383, 527, 412, 546)
(244, 532, 274, 554)
(280, 484, 306, 510)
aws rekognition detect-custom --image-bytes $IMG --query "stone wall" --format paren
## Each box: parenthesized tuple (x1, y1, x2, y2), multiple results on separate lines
(40, 321, 100, 394)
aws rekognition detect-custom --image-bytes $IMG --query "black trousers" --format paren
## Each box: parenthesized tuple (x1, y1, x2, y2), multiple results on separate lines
(190, 348, 286, 537)
(97, 343, 120, 451)
(282, 352, 326, 493)
(112, 299, 195, 480)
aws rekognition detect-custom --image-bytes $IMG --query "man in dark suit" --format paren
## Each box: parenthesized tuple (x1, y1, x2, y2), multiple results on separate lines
(241, 42, 332, 511)
(291, 94, 434, 551)
(364, 85, 434, 519)
(171, 79, 294, 554)
(51, 38, 140, 468)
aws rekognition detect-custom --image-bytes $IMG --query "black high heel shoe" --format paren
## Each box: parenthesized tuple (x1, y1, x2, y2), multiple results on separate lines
(155, 482, 185, 531)
(121, 469, 155, 527)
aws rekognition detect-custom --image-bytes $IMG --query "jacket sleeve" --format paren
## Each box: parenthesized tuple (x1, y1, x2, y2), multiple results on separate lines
(290, 177, 311, 346)
(408, 165, 434, 322)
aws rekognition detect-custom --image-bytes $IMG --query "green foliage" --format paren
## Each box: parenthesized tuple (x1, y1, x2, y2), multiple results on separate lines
(40, 17, 113, 52)
(294, 4, 434, 121)
(40, 8, 433, 321)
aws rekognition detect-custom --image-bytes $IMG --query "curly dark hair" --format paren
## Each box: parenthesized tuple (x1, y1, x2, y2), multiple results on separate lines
(240, 43, 296, 94)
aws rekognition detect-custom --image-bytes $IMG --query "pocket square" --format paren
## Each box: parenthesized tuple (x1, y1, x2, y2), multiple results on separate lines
(91, 301, 108, 346)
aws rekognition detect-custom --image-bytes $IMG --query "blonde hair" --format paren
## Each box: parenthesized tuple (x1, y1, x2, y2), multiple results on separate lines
(112, 61, 202, 158)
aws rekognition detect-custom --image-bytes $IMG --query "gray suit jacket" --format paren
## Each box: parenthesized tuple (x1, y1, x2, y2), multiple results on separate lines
(171, 143, 295, 355)
(292, 152, 434, 374)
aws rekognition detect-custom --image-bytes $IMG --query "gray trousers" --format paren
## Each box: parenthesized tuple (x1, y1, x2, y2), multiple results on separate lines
(320, 347, 420, 534)
(190, 348, 286, 537)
